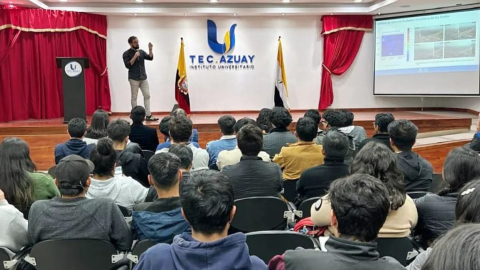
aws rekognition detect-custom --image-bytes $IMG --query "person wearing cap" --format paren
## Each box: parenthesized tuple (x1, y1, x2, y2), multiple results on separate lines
(27, 155, 132, 252)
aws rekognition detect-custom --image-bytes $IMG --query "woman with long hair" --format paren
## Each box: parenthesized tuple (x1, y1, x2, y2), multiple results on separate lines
(415, 146, 480, 246)
(311, 141, 417, 238)
(87, 138, 147, 211)
(0, 138, 60, 217)
(84, 109, 110, 144)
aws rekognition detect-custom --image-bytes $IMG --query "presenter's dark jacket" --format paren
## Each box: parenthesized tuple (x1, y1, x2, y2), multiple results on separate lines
(129, 123, 159, 152)
(123, 49, 153, 81)
(268, 236, 405, 270)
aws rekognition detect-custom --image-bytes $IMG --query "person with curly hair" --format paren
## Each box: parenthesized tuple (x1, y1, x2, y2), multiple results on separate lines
(263, 107, 297, 158)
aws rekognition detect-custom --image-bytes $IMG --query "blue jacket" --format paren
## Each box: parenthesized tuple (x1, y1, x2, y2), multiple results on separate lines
(206, 135, 237, 167)
(134, 232, 267, 270)
(54, 139, 95, 164)
(132, 207, 189, 243)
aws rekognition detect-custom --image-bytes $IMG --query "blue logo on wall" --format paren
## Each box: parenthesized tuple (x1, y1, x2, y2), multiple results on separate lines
(207, 20, 237, 54)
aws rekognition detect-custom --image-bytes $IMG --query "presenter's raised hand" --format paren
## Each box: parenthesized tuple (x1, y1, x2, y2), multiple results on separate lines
(148, 42, 153, 50)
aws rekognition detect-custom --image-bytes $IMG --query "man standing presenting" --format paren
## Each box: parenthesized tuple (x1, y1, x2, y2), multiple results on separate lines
(123, 36, 158, 121)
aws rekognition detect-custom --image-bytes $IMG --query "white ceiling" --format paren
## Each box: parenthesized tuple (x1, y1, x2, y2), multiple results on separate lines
(3, 0, 480, 16)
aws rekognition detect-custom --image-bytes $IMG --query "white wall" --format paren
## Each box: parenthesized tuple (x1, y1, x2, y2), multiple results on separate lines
(107, 16, 446, 112)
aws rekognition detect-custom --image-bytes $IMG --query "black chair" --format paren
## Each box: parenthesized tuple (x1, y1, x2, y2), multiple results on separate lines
(429, 173, 447, 193)
(0, 248, 15, 269)
(231, 197, 290, 233)
(246, 231, 318, 264)
(282, 179, 299, 203)
(117, 205, 132, 217)
(297, 197, 321, 219)
(24, 239, 124, 270)
(142, 150, 155, 163)
(47, 166, 57, 179)
(127, 240, 156, 264)
(376, 237, 418, 266)
(407, 191, 428, 199)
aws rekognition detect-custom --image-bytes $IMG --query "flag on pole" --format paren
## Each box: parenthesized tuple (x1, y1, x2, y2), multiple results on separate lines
(274, 37, 289, 109)
(175, 38, 191, 114)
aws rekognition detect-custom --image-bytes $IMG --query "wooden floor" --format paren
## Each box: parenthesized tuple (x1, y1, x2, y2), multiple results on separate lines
(0, 110, 474, 172)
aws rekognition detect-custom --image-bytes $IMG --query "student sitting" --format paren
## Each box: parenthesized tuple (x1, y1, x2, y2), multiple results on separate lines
(132, 153, 189, 243)
(129, 106, 159, 152)
(206, 115, 237, 169)
(135, 170, 267, 270)
(297, 130, 350, 204)
(107, 119, 149, 187)
(54, 118, 95, 164)
(357, 113, 395, 153)
(222, 124, 283, 200)
(311, 142, 418, 238)
(269, 174, 404, 270)
(87, 138, 148, 212)
(156, 116, 199, 151)
(171, 108, 199, 143)
(0, 189, 29, 257)
(84, 109, 110, 145)
(28, 155, 132, 252)
(339, 110, 367, 149)
(263, 107, 297, 158)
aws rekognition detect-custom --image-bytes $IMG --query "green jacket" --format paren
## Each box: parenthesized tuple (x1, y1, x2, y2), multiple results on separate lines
(29, 172, 60, 201)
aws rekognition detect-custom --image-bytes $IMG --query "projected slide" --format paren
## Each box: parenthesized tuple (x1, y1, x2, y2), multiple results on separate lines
(374, 9, 480, 95)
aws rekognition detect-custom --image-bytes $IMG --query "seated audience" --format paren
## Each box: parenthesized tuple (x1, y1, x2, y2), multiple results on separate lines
(217, 118, 271, 171)
(157, 116, 199, 151)
(339, 110, 367, 149)
(28, 155, 132, 251)
(87, 138, 148, 211)
(407, 179, 480, 270)
(129, 106, 159, 152)
(222, 124, 283, 199)
(389, 120, 433, 192)
(469, 131, 480, 153)
(132, 153, 189, 243)
(311, 142, 418, 238)
(315, 110, 356, 164)
(84, 109, 110, 145)
(134, 170, 267, 270)
(304, 109, 322, 136)
(146, 144, 193, 202)
(0, 188, 29, 257)
(156, 116, 209, 171)
(107, 119, 149, 187)
(0, 137, 60, 218)
(206, 115, 237, 168)
(269, 174, 404, 270)
(297, 130, 350, 204)
(357, 113, 395, 153)
(171, 108, 199, 143)
(273, 117, 324, 180)
(54, 118, 95, 164)
(256, 108, 273, 134)
(421, 223, 480, 270)
(263, 107, 297, 158)
(415, 146, 480, 246)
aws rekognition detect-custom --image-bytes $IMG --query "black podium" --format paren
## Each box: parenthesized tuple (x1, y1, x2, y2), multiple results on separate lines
(56, 57, 90, 123)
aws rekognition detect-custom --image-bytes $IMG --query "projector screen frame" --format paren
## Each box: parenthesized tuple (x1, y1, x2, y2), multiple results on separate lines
(373, 7, 480, 97)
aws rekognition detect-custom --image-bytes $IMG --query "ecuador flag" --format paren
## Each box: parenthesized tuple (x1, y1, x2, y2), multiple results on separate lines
(274, 37, 290, 109)
(175, 38, 191, 114)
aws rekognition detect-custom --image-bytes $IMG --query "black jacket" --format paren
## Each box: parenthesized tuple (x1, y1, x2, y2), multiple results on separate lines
(116, 150, 149, 187)
(222, 156, 283, 200)
(297, 158, 350, 204)
(129, 123, 159, 152)
(414, 193, 457, 245)
(397, 151, 433, 192)
(272, 236, 404, 270)
(356, 133, 393, 154)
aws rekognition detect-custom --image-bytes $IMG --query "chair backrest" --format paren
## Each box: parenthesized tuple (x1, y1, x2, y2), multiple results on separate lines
(407, 191, 428, 199)
(231, 197, 289, 233)
(131, 240, 156, 257)
(117, 205, 132, 217)
(246, 231, 317, 264)
(429, 173, 447, 193)
(27, 239, 119, 270)
(142, 150, 155, 163)
(376, 237, 415, 266)
(0, 248, 11, 269)
(47, 166, 57, 179)
(298, 197, 321, 218)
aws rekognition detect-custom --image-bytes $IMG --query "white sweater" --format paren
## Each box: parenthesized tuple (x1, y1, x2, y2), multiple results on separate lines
(87, 175, 148, 211)
(0, 199, 29, 256)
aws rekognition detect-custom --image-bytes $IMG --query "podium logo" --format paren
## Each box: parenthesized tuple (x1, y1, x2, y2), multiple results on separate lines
(207, 20, 237, 54)
(65, 61, 83, 77)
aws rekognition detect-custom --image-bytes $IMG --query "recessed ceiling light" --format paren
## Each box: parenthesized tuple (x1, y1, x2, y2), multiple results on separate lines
(282, 0, 290, 2)
(233, 13, 237, 16)
(354, 0, 362, 2)
(183, 13, 187, 16)
(282, 13, 285, 16)
(58, 0, 68, 2)
(134, 13, 137, 16)
(134, 0, 144, 3)
(210, 0, 218, 2)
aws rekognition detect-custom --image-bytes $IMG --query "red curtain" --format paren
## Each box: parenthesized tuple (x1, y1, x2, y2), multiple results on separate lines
(318, 15, 373, 110)
(0, 9, 110, 122)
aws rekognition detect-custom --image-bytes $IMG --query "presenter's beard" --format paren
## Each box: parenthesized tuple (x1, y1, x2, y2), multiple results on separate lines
(133, 45, 140, 50)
